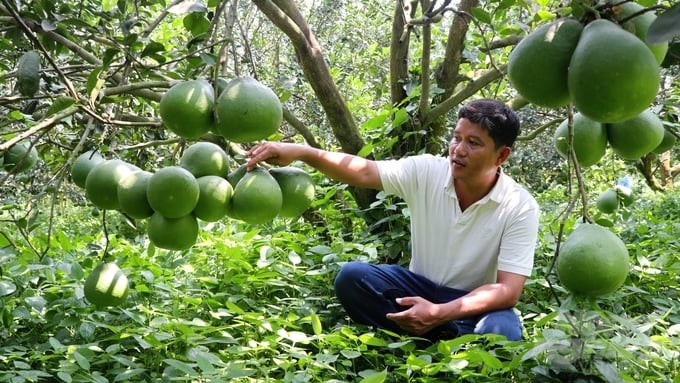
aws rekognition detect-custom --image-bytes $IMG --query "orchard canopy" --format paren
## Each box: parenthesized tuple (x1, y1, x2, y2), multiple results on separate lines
(1, 0, 679, 208)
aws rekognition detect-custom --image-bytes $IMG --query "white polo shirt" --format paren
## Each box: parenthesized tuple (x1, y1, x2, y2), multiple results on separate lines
(376, 154, 540, 291)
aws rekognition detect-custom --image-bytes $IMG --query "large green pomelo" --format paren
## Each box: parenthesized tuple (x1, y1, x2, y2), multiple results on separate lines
(553, 113, 607, 167)
(214, 77, 283, 143)
(85, 159, 139, 210)
(159, 79, 215, 139)
(270, 167, 316, 218)
(3, 141, 39, 174)
(193, 175, 233, 222)
(147, 212, 198, 251)
(117, 170, 154, 219)
(83, 262, 129, 308)
(146, 166, 200, 218)
(507, 18, 583, 108)
(71, 150, 104, 188)
(557, 224, 629, 296)
(231, 167, 282, 224)
(607, 109, 664, 160)
(595, 188, 619, 214)
(179, 141, 229, 178)
(652, 128, 676, 154)
(568, 19, 660, 123)
(226, 164, 247, 187)
(613, 2, 668, 65)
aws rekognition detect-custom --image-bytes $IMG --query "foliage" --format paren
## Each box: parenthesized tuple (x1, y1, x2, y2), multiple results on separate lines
(0, 173, 679, 381)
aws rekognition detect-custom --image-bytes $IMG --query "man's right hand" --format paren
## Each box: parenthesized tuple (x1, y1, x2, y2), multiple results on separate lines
(246, 142, 303, 170)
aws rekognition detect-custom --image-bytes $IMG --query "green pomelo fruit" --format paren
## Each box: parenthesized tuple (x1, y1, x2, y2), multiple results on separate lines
(595, 188, 619, 214)
(146, 166, 199, 218)
(147, 212, 198, 251)
(3, 141, 39, 174)
(226, 164, 247, 187)
(557, 224, 629, 296)
(507, 18, 583, 108)
(194, 175, 233, 222)
(84, 262, 129, 308)
(607, 109, 664, 160)
(652, 129, 676, 154)
(117, 170, 154, 219)
(16, 51, 41, 97)
(269, 167, 315, 218)
(568, 19, 660, 123)
(85, 159, 139, 210)
(159, 79, 215, 139)
(231, 167, 282, 224)
(613, 2, 669, 65)
(553, 113, 607, 167)
(214, 77, 283, 143)
(179, 141, 229, 178)
(71, 150, 104, 188)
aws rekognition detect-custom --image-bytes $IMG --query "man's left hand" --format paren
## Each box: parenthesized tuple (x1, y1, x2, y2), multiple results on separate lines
(385, 296, 444, 335)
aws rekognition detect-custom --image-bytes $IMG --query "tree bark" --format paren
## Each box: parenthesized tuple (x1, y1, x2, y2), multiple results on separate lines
(252, 0, 377, 210)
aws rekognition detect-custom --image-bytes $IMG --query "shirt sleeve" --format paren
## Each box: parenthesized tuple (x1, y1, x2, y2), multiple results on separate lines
(497, 195, 540, 277)
(376, 155, 438, 201)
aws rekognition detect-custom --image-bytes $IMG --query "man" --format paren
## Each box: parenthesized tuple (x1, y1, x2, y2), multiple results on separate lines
(246, 99, 540, 342)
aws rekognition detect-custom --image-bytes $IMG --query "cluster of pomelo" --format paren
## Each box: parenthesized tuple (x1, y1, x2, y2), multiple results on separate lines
(552, 109, 673, 168)
(72, 142, 315, 253)
(509, 3, 667, 122)
(159, 76, 283, 143)
(508, 3, 672, 297)
(72, 76, 316, 307)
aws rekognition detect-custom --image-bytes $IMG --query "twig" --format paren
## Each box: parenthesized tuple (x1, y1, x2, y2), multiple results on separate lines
(424, 65, 505, 126)
(517, 118, 561, 141)
(0, 105, 79, 152)
(141, 0, 183, 38)
(118, 137, 182, 151)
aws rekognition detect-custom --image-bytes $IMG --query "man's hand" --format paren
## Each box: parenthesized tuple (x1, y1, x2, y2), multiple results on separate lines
(246, 142, 302, 170)
(385, 296, 445, 335)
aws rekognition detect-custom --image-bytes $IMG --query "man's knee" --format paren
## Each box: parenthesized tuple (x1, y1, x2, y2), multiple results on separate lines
(334, 261, 371, 296)
(474, 309, 523, 341)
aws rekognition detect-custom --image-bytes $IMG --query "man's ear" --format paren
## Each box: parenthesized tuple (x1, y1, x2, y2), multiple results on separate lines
(495, 146, 511, 166)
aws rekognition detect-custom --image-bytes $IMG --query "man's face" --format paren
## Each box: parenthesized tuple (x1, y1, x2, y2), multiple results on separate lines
(448, 118, 510, 182)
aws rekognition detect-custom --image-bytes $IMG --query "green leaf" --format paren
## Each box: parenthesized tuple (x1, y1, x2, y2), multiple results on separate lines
(141, 41, 165, 58)
(647, 3, 680, 44)
(0, 279, 16, 296)
(359, 369, 387, 383)
(359, 333, 388, 347)
(44, 97, 76, 118)
(470, 7, 492, 24)
(72, 350, 91, 371)
(310, 311, 322, 335)
(163, 359, 198, 376)
(114, 369, 146, 382)
(9, 110, 24, 120)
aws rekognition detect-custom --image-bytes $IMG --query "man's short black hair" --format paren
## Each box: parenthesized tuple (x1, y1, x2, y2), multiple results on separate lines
(457, 99, 520, 148)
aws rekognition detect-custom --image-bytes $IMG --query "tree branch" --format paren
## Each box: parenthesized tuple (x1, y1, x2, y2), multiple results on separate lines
(282, 107, 321, 149)
(0, 105, 79, 152)
(424, 64, 505, 126)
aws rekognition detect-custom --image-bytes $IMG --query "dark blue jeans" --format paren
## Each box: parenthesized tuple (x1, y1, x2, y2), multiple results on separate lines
(333, 262, 523, 341)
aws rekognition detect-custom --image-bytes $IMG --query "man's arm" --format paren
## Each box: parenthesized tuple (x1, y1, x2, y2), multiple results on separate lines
(246, 142, 383, 190)
(385, 271, 526, 335)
